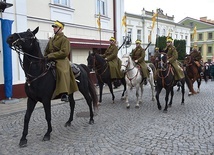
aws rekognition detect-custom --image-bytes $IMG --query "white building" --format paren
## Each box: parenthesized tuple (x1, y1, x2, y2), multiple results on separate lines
(0, 0, 124, 99)
(125, 8, 191, 60)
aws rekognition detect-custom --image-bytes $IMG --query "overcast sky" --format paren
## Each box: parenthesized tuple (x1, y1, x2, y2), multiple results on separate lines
(124, 0, 214, 22)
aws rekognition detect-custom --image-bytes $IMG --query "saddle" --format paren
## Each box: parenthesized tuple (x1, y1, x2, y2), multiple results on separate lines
(70, 62, 81, 78)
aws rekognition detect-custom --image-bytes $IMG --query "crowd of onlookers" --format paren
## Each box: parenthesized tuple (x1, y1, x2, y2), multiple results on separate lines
(203, 62, 214, 81)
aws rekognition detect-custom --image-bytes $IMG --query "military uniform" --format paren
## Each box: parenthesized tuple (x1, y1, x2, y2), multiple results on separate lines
(44, 32, 78, 99)
(131, 45, 149, 79)
(190, 49, 203, 75)
(164, 44, 184, 80)
(102, 42, 123, 79)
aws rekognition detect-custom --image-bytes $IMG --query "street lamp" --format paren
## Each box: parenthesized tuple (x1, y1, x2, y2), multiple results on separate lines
(120, 30, 132, 54)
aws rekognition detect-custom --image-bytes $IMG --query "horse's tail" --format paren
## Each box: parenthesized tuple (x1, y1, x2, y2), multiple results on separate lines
(80, 64, 98, 109)
(184, 71, 196, 94)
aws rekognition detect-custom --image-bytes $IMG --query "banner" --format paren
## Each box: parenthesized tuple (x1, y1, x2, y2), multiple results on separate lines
(0, 18, 13, 98)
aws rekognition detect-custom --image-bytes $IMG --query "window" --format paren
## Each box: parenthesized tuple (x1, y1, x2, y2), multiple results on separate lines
(97, 0, 107, 16)
(53, 0, 69, 6)
(185, 36, 188, 40)
(137, 29, 141, 40)
(162, 29, 166, 36)
(157, 28, 160, 37)
(208, 33, 213, 40)
(181, 35, 183, 39)
(199, 34, 203, 40)
(208, 46, 212, 53)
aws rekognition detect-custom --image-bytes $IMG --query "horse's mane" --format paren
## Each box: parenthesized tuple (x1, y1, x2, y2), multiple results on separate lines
(95, 53, 106, 64)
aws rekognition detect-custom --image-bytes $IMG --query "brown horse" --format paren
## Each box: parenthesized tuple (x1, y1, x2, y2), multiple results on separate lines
(183, 55, 202, 94)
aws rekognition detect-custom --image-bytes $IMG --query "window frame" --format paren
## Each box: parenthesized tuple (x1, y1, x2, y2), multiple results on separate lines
(97, 0, 107, 16)
(53, 0, 70, 7)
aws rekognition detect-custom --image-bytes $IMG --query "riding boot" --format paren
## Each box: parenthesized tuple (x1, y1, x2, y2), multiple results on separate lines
(177, 81, 182, 87)
(61, 94, 69, 102)
(198, 67, 204, 76)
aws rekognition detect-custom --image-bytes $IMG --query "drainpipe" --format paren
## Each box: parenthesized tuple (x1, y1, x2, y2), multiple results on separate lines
(113, 0, 117, 39)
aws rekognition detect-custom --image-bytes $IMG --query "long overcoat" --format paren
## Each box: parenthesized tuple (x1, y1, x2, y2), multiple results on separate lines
(165, 45, 184, 80)
(44, 33, 78, 98)
(102, 44, 123, 79)
(130, 46, 148, 78)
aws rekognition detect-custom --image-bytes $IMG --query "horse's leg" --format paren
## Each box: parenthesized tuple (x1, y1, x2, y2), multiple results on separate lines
(155, 87, 162, 110)
(107, 81, 115, 103)
(163, 89, 170, 113)
(19, 98, 37, 147)
(79, 88, 94, 124)
(197, 78, 201, 93)
(135, 85, 140, 108)
(65, 93, 75, 127)
(138, 84, 143, 104)
(149, 76, 155, 101)
(168, 87, 174, 107)
(42, 99, 52, 141)
(98, 81, 104, 104)
(120, 77, 127, 99)
(181, 80, 185, 105)
(125, 86, 130, 109)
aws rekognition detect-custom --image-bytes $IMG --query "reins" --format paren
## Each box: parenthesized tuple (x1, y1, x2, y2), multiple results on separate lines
(11, 33, 53, 86)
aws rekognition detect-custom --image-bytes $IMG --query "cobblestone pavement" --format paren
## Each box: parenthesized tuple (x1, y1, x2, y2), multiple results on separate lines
(0, 82, 214, 155)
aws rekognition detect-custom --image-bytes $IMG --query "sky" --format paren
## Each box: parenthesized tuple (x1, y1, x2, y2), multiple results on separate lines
(124, 0, 214, 22)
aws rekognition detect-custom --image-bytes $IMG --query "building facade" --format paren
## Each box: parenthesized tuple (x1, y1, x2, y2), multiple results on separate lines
(179, 17, 214, 63)
(0, 0, 125, 99)
(125, 8, 191, 60)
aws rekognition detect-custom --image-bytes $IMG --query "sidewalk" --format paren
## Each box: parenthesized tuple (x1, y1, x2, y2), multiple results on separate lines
(0, 85, 123, 116)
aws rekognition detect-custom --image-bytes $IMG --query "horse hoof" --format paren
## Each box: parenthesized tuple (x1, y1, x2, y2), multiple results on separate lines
(98, 102, 101, 106)
(89, 120, 94, 124)
(168, 104, 172, 108)
(43, 135, 50, 141)
(158, 106, 162, 110)
(135, 105, 139, 108)
(19, 139, 27, 148)
(126, 105, 130, 109)
(163, 110, 167, 113)
(64, 122, 71, 127)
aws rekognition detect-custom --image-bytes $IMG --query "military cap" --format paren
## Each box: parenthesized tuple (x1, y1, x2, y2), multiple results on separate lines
(52, 20, 65, 29)
(109, 37, 116, 42)
(166, 37, 173, 42)
(135, 39, 141, 44)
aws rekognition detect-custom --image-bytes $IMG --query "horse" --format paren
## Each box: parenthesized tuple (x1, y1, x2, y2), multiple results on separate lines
(155, 53, 185, 112)
(87, 51, 126, 104)
(6, 27, 98, 147)
(120, 54, 155, 108)
(183, 55, 202, 93)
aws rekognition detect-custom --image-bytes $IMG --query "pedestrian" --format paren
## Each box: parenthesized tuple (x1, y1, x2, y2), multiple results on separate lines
(210, 62, 214, 81)
(164, 37, 184, 86)
(101, 37, 123, 79)
(130, 39, 149, 85)
(44, 20, 78, 102)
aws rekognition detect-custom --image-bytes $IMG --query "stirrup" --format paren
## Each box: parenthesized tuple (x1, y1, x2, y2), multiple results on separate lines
(61, 94, 69, 102)
(200, 72, 204, 76)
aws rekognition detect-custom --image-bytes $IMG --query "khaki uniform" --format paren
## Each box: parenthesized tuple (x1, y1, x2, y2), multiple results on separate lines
(102, 44, 123, 79)
(130, 46, 149, 78)
(165, 45, 184, 80)
(44, 33, 78, 98)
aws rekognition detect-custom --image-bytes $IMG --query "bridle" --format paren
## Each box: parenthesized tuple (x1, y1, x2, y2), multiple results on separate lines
(10, 31, 53, 86)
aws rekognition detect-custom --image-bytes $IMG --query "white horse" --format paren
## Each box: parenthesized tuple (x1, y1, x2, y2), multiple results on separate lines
(121, 54, 155, 108)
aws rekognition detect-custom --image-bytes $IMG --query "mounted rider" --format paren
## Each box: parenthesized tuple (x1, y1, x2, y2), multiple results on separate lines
(130, 39, 149, 85)
(44, 20, 78, 101)
(190, 44, 204, 76)
(164, 37, 185, 86)
(101, 37, 123, 79)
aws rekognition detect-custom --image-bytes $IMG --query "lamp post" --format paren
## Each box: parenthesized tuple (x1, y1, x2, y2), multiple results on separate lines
(120, 30, 132, 54)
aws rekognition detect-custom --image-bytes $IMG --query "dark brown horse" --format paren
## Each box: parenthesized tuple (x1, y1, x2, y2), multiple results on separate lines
(183, 55, 202, 94)
(155, 53, 186, 113)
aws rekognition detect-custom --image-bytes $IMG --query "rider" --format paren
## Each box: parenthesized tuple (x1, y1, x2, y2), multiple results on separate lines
(130, 39, 149, 85)
(164, 37, 185, 86)
(101, 37, 123, 79)
(154, 47, 160, 59)
(44, 20, 78, 101)
(190, 44, 204, 76)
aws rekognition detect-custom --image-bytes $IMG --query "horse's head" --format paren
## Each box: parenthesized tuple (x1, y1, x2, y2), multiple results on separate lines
(183, 55, 192, 66)
(87, 51, 96, 71)
(157, 53, 168, 70)
(7, 27, 39, 53)
(87, 51, 107, 71)
(121, 54, 130, 73)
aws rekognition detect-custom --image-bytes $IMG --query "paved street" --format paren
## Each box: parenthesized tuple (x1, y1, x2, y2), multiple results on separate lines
(0, 81, 214, 155)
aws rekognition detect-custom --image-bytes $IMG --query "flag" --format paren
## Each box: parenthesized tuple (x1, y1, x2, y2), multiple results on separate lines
(122, 15, 127, 32)
(192, 26, 197, 40)
(97, 13, 101, 31)
(151, 13, 157, 31)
